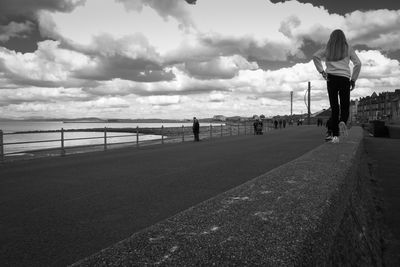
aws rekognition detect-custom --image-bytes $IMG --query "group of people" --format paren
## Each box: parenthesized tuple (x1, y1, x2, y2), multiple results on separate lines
(253, 118, 264, 135)
(273, 119, 287, 129)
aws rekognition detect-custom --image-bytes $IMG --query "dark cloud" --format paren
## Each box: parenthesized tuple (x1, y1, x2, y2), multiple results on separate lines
(0, 0, 86, 21)
(253, 59, 295, 71)
(0, 0, 85, 52)
(116, 0, 194, 28)
(63, 32, 177, 83)
(74, 55, 175, 83)
(386, 49, 400, 62)
(199, 35, 290, 61)
(168, 33, 292, 67)
(182, 55, 258, 80)
(0, 20, 42, 52)
(83, 81, 228, 98)
(184, 60, 237, 79)
(248, 38, 321, 71)
(0, 21, 34, 42)
(169, 34, 296, 75)
(269, 0, 400, 15)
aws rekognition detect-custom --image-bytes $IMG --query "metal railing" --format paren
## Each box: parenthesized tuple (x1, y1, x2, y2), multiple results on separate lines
(0, 122, 272, 162)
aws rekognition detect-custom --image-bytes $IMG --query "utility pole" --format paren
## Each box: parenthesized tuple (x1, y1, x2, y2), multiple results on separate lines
(290, 91, 293, 116)
(307, 81, 311, 125)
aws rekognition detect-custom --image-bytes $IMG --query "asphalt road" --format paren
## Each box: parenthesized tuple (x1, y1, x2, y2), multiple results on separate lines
(0, 126, 325, 266)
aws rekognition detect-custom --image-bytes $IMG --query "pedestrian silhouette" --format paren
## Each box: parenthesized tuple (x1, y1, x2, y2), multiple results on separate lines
(313, 29, 361, 143)
(193, 117, 200, 141)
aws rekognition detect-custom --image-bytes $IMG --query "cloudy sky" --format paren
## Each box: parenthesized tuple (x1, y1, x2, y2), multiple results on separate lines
(0, 0, 399, 119)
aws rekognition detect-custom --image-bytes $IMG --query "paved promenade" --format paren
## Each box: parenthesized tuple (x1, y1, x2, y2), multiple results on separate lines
(0, 126, 325, 266)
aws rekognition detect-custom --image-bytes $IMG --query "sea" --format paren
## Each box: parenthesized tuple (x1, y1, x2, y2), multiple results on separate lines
(0, 121, 199, 155)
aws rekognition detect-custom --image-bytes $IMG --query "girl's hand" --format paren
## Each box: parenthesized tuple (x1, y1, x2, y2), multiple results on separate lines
(350, 80, 355, 91)
(321, 71, 328, 80)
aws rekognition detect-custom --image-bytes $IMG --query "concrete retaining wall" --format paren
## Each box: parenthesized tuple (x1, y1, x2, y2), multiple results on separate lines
(387, 124, 400, 139)
(72, 126, 382, 266)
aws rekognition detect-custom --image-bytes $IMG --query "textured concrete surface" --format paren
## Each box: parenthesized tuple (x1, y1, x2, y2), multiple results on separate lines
(73, 127, 368, 266)
(364, 135, 400, 266)
(0, 126, 325, 266)
(387, 124, 400, 139)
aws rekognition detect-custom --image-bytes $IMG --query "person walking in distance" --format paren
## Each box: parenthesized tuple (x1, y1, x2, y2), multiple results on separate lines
(192, 117, 200, 141)
(313, 29, 361, 143)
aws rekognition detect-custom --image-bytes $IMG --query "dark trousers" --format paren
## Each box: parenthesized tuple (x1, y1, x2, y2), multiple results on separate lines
(193, 132, 199, 141)
(327, 74, 350, 136)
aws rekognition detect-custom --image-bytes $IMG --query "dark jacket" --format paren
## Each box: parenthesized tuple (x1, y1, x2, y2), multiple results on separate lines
(193, 120, 200, 133)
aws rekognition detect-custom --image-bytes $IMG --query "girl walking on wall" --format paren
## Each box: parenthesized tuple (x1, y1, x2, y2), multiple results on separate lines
(313, 29, 362, 143)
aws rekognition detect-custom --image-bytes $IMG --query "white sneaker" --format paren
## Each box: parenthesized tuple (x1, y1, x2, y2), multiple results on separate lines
(339, 121, 348, 137)
(330, 136, 339, 143)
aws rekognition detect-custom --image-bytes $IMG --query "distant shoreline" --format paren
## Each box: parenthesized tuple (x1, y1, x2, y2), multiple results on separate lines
(11, 125, 229, 137)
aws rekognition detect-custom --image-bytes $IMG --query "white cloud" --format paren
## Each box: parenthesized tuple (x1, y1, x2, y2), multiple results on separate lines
(0, 40, 94, 86)
(0, 87, 89, 105)
(209, 91, 228, 102)
(0, 96, 130, 119)
(87, 96, 130, 108)
(357, 50, 400, 78)
(345, 10, 400, 50)
(38, 0, 187, 55)
(137, 95, 182, 106)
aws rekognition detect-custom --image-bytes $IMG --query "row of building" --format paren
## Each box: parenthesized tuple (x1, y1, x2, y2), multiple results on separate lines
(211, 89, 400, 125)
(350, 89, 400, 123)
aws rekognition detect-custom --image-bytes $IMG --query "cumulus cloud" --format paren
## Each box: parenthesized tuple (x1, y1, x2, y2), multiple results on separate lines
(116, 0, 194, 28)
(182, 55, 258, 79)
(68, 33, 177, 82)
(0, 87, 90, 106)
(137, 95, 182, 106)
(82, 79, 138, 97)
(0, 96, 130, 119)
(357, 50, 400, 78)
(0, 40, 95, 87)
(80, 48, 399, 107)
(1, 0, 400, 119)
(345, 10, 400, 51)
(37, 0, 187, 54)
(278, 7, 400, 53)
(75, 57, 175, 83)
(209, 91, 228, 102)
(87, 96, 130, 108)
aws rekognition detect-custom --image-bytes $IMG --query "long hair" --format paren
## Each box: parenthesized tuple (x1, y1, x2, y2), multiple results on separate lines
(325, 29, 348, 61)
